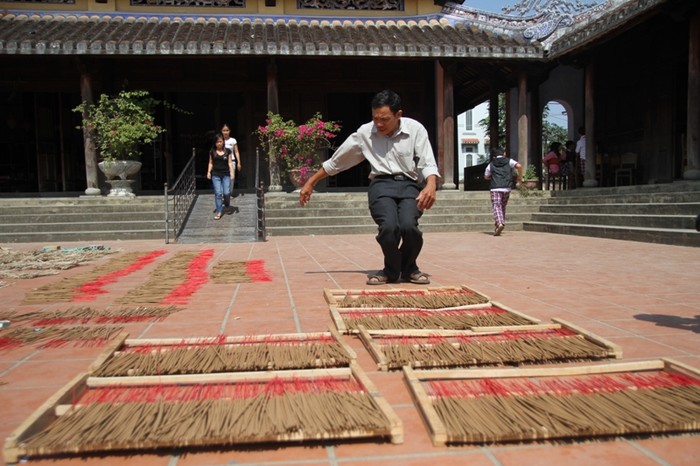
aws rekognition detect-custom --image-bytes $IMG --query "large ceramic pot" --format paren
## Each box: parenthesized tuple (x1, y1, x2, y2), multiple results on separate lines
(287, 167, 316, 190)
(98, 160, 142, 197)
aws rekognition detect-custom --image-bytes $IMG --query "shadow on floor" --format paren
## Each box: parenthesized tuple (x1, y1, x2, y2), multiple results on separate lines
(634, 314, 700, 333)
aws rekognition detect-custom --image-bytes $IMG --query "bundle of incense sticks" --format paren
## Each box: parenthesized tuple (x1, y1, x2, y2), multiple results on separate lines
(210, 259, 272, 283)
(425, 370, 700, 443)
(23, 251, 165, 303)
(0, 245, 118, 279)
(341, 306, 533, 331)
(4, 306, 182, 326)
(117, 250, 213, 305)
(0, 325, 123, 350)
(372, 328, 613, 369)
(93, 335, 353, 376)
(337, 288, 489, 309)
(20, 377, 393, 455)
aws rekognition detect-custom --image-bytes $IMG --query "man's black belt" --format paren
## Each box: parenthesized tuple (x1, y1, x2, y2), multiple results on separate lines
(375, 174, 408, 181)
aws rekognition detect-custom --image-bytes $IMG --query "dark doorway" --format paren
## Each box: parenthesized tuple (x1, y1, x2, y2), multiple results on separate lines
(326, 92, 373, 189)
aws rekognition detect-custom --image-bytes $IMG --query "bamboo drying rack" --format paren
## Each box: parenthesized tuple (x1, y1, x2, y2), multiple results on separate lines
(403, 358, 700, 446)
(358, 318, 622, 371)
(87, 327, 357, 375)
(329, 300, 540, 334)
(324, 285, 491, 308)
(4, 360, 402, 463)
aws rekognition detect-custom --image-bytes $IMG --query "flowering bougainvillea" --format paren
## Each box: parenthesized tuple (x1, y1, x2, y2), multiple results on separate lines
(256, 111, 341, 177)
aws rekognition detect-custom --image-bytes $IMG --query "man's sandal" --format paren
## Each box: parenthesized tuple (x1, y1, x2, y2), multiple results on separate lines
(366, 271, 390, 285)
(214, 212, 223, 220)
(404, 271, 430, 285)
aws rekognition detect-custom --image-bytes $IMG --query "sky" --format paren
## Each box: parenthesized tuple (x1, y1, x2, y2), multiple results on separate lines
(462, 1, 519, 13)
(462, 1, 604, 15)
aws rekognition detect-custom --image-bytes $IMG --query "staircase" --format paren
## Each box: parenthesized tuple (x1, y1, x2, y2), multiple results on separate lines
(176, 193, 258, 243)
(2, 182, 698, 246)
(263, 190, 547, 236)
(0, 195, 168, 243)
(523, 181, 700, 247)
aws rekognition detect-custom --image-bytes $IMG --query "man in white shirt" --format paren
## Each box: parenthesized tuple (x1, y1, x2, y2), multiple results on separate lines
(299, 90, 440, 285)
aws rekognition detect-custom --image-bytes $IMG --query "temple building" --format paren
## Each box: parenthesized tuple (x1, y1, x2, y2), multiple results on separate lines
(0, 0, 698, 194)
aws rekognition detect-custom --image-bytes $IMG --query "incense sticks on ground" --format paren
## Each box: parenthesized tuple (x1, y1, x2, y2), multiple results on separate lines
(0, 245, 117, 279)
(93, 335, 353, 377)
(210, 260, 272, 283)
(2, 306, 183, 326)
(117, 250, 213, 305)
(23, 251, 164, 304)
(363, 327, 617, 370)
(0, 325, 123, 350)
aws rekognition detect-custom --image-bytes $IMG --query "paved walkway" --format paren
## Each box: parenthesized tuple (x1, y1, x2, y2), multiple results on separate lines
(1, 230, 699, 465)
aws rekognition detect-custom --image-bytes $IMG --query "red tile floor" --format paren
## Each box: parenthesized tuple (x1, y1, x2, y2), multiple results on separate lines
(1, 231, 699, 466)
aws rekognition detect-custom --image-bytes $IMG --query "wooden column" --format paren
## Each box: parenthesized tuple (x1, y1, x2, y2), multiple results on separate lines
(685, 9, 700, 180)
(530, 85, 542, 183)
(517, 70, 529, 167)
(583, 62, 598, 187)
(437, 60, 456, 189)
(77, 62, 100, 196)
(489, 92, 499, 154)
(266, 58, 282, 191)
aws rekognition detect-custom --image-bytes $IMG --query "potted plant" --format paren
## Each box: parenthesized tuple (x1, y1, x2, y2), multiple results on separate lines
(256, 111, 341, 190)
(73, 89, 171, 196)
(520, 164, 539, 190)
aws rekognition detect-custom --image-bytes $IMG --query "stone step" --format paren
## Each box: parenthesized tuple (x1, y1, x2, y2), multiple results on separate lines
(529, 212, 696, 230)
(523, 221, 700, 248)
(0, 212, 164, 223)
(0, 195, 169, 243)
(539, 202, 700, 215)
(0, 229, 165, 243)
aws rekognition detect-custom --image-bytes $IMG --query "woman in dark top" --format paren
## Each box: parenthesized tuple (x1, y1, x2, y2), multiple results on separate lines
(206, 133, 234, 220)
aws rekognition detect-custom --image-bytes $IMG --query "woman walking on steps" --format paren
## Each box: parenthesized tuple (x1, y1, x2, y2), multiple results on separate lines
(207, 133, 234, 220)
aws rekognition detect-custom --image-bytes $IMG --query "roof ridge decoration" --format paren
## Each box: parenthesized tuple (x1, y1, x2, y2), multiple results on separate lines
(441, 0, 609, 42)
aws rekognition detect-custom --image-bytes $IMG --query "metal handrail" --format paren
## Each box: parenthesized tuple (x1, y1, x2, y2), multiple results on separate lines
(164, 150, 197, 243)
(255, 146, 266, 241)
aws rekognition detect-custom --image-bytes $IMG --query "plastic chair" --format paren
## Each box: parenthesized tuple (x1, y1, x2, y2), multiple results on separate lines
(615, 152, 638, 186)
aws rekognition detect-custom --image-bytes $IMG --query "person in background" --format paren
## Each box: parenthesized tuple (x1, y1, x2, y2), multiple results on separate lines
(206, 133, 234, 220)
(564, 140, 576, 189)
(298, 89, 439, 285)
(543, 141, 562, 178)
(484, 147, 522, 236)
(221, 123, 241, 193)
(575, 126, 586, 186)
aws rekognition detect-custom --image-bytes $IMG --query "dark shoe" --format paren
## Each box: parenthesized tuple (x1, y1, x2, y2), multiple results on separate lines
(494, 224, 505, 236)
(403, 271, 430, 285)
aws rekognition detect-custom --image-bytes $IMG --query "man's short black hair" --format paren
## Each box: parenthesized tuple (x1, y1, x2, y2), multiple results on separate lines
(371, 90, 402, 113)
(491, 146, 506, 158)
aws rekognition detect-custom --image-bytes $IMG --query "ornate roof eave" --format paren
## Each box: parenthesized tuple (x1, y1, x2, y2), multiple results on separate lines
(545, 0, 671, 59)
(0, 11, 544, 60)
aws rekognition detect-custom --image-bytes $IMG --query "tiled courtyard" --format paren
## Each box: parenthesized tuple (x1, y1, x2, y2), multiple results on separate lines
(1, 230, 699, 466)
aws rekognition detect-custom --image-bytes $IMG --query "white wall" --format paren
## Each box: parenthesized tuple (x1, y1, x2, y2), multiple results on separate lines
(456, 101, 489, 181)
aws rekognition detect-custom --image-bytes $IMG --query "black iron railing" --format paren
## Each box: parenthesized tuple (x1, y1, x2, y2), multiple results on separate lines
(164, 151, 197, 243)
(255, 146, 266, 241)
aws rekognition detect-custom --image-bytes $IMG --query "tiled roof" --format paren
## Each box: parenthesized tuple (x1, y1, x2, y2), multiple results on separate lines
(0, 12, 544, 58)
